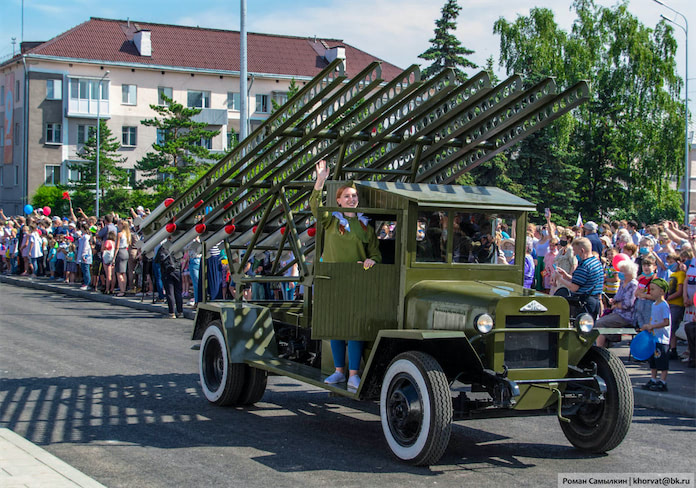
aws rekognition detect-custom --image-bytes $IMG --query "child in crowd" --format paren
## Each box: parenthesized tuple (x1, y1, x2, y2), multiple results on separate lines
(64, 243, 77, 283)
(46, 236, 57, 279)
(665, 253, 685, 360)
(55, 236, 67, 279)
(640, 278, 671, 392)
(633, 254, 657, 329)
(542, 238, 558, 292)
(603, 246, 620, 299)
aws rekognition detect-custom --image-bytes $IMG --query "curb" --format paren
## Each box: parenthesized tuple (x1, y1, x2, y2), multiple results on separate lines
(632, 388, 696, 418)
(0, 427, 107, 487)
(0, 274, 195, 320)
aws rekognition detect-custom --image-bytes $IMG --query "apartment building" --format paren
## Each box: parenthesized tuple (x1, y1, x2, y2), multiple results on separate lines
(0, 17, 402, 214)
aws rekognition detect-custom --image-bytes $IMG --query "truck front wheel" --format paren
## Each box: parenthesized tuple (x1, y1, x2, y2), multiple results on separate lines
(380, 351, 452, 466)
(199, 321, 245, 406)
(560, 346, 633, 452)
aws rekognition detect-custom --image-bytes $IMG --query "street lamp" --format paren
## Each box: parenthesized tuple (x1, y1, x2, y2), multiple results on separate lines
(95, 70, 109, 218)
(653, 0, 689, 224)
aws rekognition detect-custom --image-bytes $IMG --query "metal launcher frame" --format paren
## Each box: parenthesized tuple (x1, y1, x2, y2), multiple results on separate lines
(136, 59, 589, 306)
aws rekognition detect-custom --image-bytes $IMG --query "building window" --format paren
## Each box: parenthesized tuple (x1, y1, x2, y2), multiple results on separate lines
(14, 122, 20, 145)
(0, 124, 3, 146)
(227, 131, 238, 148)
(16, 80, 20, 101)
(255, 94, 270, 113)
(46, 79, 62, 100)
(187, 90, 210, 108)
(1, 85, 4, 106)
(158, 86, 173, 105)
(69, 77, 109, 116)
(14, 165, 19, 185)
(126, 168, 137, 188)
(227, 92, 240, 110)
(45, 165, 61, 185)
(194, 137, 212, 150)
(156, 128, 168, 146)
(122, 126, 137, 146)
(272, 91, 288, 106)
(122, 84, 137, 105)
(46, 123, 62, 144)
(77, 125, 96, 144)
(0, 166, 3, 186)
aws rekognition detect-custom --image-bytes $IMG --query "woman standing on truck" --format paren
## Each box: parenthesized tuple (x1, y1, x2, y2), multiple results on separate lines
(310, 159, 381, 390)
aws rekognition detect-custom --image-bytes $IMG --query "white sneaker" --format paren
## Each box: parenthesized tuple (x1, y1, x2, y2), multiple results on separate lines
(347, 375, 361, 390)
(324, 371, 346, 384)
(80, 285, 89, 290)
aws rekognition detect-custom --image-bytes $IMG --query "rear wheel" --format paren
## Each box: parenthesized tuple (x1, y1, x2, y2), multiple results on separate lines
(560, 346, 633, 452)
(199, 321, 245, 406)
(238, 366, 267, 405)
(380, 351, 452, 466)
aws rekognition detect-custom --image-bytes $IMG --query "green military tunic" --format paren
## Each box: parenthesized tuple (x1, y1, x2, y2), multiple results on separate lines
(309, 189, 382, 264)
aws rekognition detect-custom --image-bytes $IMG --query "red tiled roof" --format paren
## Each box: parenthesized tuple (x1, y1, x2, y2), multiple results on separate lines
(20, 17, 403, 81)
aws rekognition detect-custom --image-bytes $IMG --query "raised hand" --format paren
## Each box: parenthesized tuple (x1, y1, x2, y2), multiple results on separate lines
(314, 160, 330, 190)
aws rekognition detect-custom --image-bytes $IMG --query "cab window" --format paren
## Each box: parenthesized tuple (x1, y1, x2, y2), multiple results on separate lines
(416, 211, 446, 263)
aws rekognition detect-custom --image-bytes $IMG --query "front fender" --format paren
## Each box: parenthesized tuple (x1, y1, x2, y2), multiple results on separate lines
(360, 329, 485, 400)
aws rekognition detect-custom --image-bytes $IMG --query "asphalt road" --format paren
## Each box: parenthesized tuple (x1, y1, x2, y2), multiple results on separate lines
(1, 283, 694, 488)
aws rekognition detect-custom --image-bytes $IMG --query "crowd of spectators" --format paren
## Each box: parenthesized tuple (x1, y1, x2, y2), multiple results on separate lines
(0, 205, 300, 320)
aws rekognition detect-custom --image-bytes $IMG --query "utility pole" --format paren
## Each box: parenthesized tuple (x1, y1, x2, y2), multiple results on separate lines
(240, 0, 248, 142)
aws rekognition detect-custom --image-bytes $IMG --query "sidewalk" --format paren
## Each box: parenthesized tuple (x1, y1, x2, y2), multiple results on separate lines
(0, 428, 106, 488)
(1, 273, 694, 419)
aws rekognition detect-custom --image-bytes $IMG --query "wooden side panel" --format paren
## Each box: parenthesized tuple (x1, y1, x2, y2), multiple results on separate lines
(312, 262, 400, 341)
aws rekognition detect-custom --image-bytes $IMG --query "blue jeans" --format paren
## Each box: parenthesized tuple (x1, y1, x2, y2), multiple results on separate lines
(330, 340, 363, 371)
(152, 262, 164, 299)
(30, 257, 39, 275)
(80, 263, 91, 286)
(189, 257, 201, 303)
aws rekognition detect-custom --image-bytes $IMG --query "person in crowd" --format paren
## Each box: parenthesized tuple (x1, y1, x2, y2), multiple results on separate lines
(114, 219, 130, 296)
(640, 278, 672, 392)
(64, 240, 77, 283)
(627, 220, 641, 245)
(102, 230, 117, 294)
(583, 221, 603, 256)
(19, 224, 30, 275)
(77, 222, 92, 291)
(156, 236, 184, 319)
(596, 260, 638, 347)
(533, 215, 554, 291)
(633, 254, 657, 330)
(655, 232, 675, 279)
(543, 237, 559, 292)
(555, 238, 604, 319)
(127, 221, 140, 292)
(500, 238, 515, 265)
(28, 224, 43, 276)
(603, 246, 620, 300)
(96, 214, 117, 241)
(635, 236, 655, 269)
(622, 242, 638, 261)
(206, 244, 224, 301)
(664, 253, 685, 360)
(550, 231, 575, 295)
(185, 237, 202, 307)
(311, 159, 381, 390)
(523, 237, 535, 288)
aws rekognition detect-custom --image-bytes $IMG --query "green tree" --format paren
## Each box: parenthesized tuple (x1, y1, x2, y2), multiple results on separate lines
(271, 78, 300, 113)
(135, 95, 222, 200)
(31, 185, 69, 216)
(68, 119, 128, 215)
(493, 0, 684, 224)
(419, 0, 477, 81)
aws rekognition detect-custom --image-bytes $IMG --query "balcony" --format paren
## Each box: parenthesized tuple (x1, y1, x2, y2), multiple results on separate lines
(192, 108, 228, 126)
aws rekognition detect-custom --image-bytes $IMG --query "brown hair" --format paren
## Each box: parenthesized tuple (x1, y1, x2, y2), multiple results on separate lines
(641, 254, 656, 266)
(335, 185, 357, 203)
(623, 242, 637, 255)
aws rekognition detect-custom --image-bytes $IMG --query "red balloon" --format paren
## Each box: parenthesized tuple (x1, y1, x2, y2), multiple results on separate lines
(612, 253, 629, 271)
(43, 206, 51, 216)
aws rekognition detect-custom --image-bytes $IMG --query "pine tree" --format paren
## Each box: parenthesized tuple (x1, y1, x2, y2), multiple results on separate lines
(68, 119, 128, 215)
(271, 78, 300, 113)
(135, 95, 221, 200)
(419, 0, 477, 81)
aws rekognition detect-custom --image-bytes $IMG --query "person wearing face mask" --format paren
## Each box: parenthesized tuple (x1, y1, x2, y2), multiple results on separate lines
(596, 260, 638, 347)
(655, 232, 675, 279)
(635, 237, 655, 270)
(500, 238, 515, 264)
(633, 254, 657, 330)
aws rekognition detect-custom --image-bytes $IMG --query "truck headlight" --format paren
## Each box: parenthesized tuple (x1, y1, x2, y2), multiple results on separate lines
(475, 313, 494, 334)
(576, 313, 594, 333)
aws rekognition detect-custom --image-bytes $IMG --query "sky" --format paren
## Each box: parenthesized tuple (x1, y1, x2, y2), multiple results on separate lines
(1, 0, 694, 125)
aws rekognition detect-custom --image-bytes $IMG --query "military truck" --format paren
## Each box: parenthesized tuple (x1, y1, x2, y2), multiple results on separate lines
(136, 60, 632, 466)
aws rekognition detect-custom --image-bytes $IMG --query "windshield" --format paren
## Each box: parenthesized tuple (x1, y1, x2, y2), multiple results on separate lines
(416, 209, 518, 265)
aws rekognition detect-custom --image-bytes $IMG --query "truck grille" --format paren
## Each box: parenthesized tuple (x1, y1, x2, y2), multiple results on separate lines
(504, 315, 559, 369)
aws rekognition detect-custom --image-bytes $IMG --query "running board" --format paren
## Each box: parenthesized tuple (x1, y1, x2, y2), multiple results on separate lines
(247, 358, 360, 399)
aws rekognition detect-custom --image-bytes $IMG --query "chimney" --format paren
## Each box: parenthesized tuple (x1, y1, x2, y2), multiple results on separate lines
(133, 30, 151, 57)
(324, 46, 346, 71)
